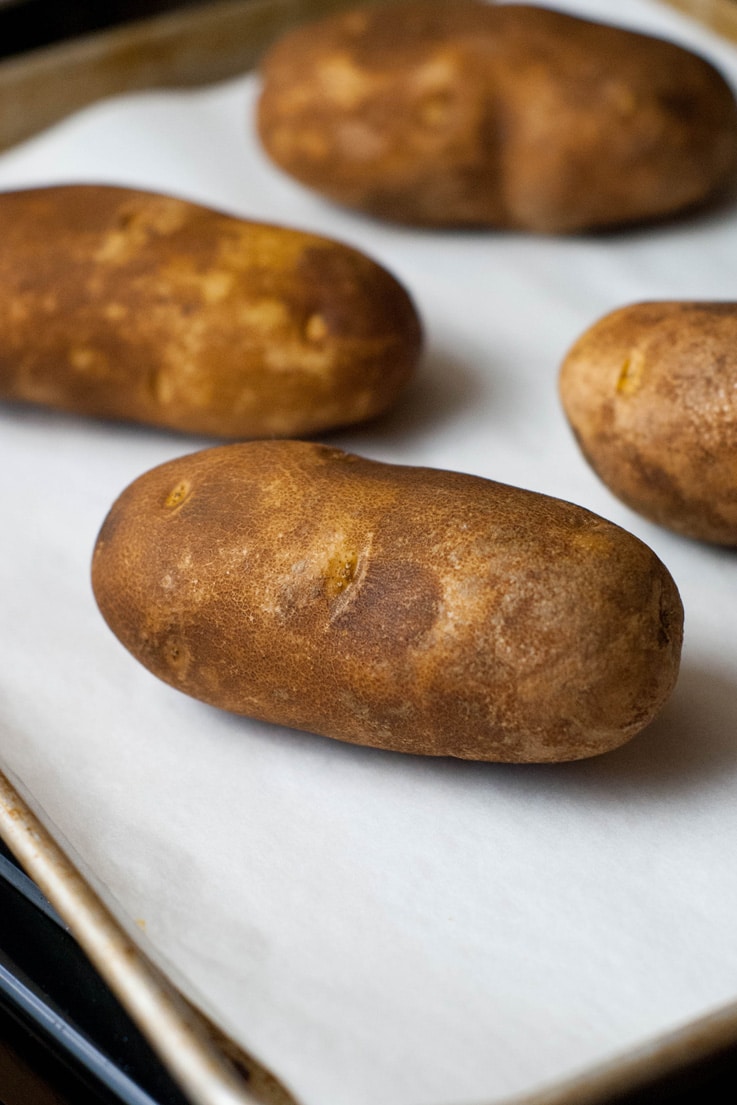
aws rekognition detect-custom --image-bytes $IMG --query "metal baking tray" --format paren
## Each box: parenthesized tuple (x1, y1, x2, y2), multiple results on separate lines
(1, 3, 737, 1105)
(0, 837, 191, 1105)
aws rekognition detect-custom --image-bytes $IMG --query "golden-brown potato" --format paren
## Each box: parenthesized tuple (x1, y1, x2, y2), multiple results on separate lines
(560, 301, 737, 546)
(91, 441, 683, 762)
(0, 184, 421, 437)
(256, 0, 737, 232)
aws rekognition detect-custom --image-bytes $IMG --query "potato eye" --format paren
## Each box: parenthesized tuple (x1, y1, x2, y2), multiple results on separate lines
(164, 480, 192, 510)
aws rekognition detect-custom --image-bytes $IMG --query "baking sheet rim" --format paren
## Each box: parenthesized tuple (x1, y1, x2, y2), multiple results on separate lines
(2, 762, 737, 1105)
(1, 0, 736, 1102)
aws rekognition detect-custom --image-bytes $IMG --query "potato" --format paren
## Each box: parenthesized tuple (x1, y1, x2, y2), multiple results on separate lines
(0, 184, 421, 437)
(91, 441, 683, 762)
(560, 301, 737, 546)
(256, 0, 737, 233)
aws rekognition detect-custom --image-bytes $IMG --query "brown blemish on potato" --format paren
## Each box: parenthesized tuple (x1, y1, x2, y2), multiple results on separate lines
(69, 345, 108, 376)
(295, 245, 421, 344)
(416, 88, 453, 128)
(234, 298, 289, 333)
(616, 349, 645, 395)
(333, 558, 440, 653)
(569, 525, 617, 557)
(604, 79, 638, 117)
(104, 302, 127, 321)
(658, 593, 676, 649)
(162, 633, 190, 679)
(94, 199, 189, 264)
(292, 129, 329, 159)
(305, 312, 329, 343)
(164, 480, 192, 511)
(198, 269, 235, 305)
(95, 230, 132, 265)
(318, 53, 373, 109)
(324, 549, 359, 599)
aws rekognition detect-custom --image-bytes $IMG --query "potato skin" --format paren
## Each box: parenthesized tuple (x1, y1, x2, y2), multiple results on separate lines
(560, 302, 737, 546)
(91, 441, 683, 762)
(257, 0, 737, 232)
(0, 184, 421, 437)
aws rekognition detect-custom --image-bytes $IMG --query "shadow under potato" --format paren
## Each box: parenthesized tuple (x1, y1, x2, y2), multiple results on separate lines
(0, 341, 483, 452)
(556, 169, 737, 242)
(431, 660, 737, 803)
(562, 661, 737, 795)
(333, 345, 486, 449)
(198, 658, 737, 804)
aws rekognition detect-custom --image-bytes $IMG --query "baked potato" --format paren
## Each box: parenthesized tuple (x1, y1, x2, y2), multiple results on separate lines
(560, 301, 737, 545)
(0, 184, 421, 437)
(92, 441, 684, 762)
(257, 0, 737, 232)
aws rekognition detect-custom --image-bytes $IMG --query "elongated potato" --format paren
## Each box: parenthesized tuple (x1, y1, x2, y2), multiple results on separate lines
(0, 184, 421, 437)
(560, 302, 737, 546)
(92, 441, 683, 762)
(257, 0, 737, 232)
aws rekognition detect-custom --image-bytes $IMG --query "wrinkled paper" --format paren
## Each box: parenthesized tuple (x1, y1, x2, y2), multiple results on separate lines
(1, 2, 737, 1103)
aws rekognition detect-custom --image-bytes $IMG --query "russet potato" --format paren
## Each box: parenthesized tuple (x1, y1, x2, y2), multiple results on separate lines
(257, 0, 737, 232)
(0, 184, 421, 437)
(92, 441, 683, 762)
(560, 301, 737, 546)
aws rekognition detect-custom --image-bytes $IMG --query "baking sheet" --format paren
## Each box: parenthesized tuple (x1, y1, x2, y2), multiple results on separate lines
(1, 1, 737, 1103)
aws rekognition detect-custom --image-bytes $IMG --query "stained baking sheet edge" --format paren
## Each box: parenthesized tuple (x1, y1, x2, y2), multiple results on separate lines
(1, 2, 737, 1104)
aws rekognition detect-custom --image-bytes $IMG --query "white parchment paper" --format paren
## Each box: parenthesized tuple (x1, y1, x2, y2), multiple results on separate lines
(1, 3, 737, 1103)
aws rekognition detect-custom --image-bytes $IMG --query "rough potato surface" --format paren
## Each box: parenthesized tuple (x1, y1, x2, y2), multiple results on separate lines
(257, 0, 737, 232)
(92, 441, 683, 762)
(0, 184, 421, 437)
(560, 301, 737, 546)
